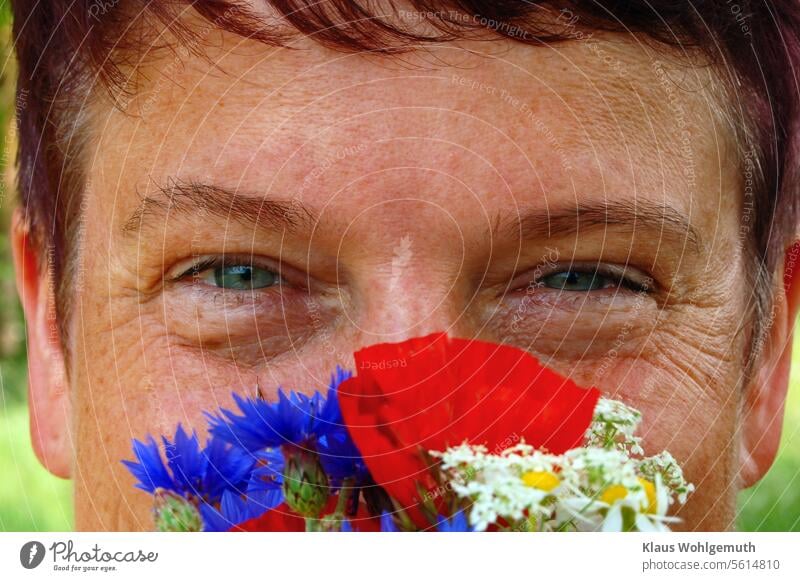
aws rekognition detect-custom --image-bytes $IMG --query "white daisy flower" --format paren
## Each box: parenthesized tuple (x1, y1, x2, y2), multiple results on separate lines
(429, 399, 695, 533)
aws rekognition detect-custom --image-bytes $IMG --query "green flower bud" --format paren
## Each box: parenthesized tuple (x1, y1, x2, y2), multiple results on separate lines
(282, 448, 330, 519)
(153, 489, 203, 532)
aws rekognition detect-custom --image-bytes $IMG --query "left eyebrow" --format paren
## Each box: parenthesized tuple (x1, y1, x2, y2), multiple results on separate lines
(495, 199, 704, 254)
(121, 178, 317, 236)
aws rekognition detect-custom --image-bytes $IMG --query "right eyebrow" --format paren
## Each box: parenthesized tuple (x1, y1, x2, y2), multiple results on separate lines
(121, 179, 317, 236)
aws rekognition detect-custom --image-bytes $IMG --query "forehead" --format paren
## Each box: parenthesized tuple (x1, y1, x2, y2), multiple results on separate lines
(93, 30, 735, 232)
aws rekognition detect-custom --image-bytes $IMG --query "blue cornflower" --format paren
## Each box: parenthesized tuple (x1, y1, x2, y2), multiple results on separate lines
(315, 368, 370, 484)
(123, 436, 173, 493)
(207, 389, 328, 451)
(122, 425, 254, 503)
(200, 450, 284, 531)
(200, 489, 281, 532)
(246, 449, 285, 495)
(195, 433, 254, 500)
(313, 366, 353, 434)
(315, 369, 370, 483)
(436, 510, 473, 532)
(317, 427, 368, 484)
(206, 367, 367, 485)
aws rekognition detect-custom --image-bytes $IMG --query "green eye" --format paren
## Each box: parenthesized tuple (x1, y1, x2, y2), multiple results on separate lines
(210, 265, 281, 290)
(540, 270, 607, 291)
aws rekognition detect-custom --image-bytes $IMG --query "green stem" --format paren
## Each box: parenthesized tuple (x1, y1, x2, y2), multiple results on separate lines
(305, 517, 320, 532)
(333, 477, 356, 519)
(603, 425, 619, 449)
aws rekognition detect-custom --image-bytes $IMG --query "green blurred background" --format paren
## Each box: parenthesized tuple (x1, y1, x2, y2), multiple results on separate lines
(0, 2, 797, 532)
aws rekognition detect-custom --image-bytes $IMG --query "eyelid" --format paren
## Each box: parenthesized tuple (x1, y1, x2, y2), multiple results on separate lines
(522, 261, 655, 293)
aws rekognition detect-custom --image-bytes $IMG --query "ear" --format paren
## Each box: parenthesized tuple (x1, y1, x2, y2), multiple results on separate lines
(739, 240, 800, 487)
(10, 209, 72, 478)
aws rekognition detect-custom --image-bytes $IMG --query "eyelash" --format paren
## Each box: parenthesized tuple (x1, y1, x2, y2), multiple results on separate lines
(172, 256, 283, 283)
(177, 257, 219, 279)
(523, 263, 655, 294)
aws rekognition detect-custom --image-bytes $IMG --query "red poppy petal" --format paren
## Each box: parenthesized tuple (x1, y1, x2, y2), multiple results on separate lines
(338, 333, 601, 521)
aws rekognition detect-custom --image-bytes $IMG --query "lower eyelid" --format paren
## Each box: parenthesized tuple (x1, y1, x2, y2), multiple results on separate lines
(501, 287, 655, 314)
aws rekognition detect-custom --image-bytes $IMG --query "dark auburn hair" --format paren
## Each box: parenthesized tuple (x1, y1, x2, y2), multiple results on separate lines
(9, 0, 800, 369)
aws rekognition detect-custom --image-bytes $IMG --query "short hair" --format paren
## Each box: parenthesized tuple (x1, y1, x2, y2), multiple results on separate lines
(10, 1, 800, 372)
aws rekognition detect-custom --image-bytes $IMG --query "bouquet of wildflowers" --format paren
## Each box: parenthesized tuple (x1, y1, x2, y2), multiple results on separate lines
(123, 332, 693, 532)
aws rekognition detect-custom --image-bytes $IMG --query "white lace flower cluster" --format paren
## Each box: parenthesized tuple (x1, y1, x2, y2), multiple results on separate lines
(584, 397, 644, 455)
(431, 398, 695, 532)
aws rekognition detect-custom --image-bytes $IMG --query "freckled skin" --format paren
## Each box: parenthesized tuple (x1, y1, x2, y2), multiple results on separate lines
(20, 24, 785, 531)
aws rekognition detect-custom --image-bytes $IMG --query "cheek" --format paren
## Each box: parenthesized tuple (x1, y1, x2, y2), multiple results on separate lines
(573, 344, 741, 530)
(494, 284, 745, 527)
(663, 392, 740, 530)
(585, 319, 744, 528)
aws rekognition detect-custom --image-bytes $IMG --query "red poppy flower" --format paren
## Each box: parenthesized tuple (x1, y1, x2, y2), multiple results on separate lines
(337, 332, 601, 524)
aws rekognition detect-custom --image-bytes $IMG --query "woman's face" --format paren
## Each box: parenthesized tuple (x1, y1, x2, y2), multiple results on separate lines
(46, 29, 771, 530)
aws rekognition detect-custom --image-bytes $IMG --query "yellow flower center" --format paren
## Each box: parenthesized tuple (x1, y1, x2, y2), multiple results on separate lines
(599, 484, 629, 505)
(521, 471, 560, 491)
(599, 478, 657, 513)
(639, 478, 657, 514)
